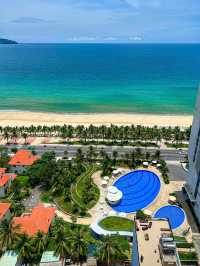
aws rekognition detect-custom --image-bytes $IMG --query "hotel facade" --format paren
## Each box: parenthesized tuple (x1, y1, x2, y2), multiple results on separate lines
(185, 87, 200, 223)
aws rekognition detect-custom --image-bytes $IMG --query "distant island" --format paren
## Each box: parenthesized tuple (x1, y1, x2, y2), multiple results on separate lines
(0, 38, 18, 44)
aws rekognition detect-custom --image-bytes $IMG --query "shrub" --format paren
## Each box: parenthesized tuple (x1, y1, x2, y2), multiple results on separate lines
(176, 242, 194, 249)
(136, 210, 148, 221)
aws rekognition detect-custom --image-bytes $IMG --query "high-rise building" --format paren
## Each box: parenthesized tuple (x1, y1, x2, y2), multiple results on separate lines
(185, 87, 200, 223)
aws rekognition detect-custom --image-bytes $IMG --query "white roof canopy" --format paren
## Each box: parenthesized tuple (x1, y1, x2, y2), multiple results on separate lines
(106, 186, 123, 202)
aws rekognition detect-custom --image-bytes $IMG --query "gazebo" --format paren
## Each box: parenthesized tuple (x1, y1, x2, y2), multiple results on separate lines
(106, 186, 123, 205)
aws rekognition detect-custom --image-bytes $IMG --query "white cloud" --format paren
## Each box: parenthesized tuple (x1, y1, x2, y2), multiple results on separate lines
(66, 36, 98, 42)
(103, 36, 118, 41)
(11, 17, 55, 23)
(129, 36, 143, 41)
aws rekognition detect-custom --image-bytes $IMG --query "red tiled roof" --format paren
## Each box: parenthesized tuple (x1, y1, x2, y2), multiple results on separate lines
(13, 204, 56, 236)
(9, 150, 39, 166)
(0, 168, 7, 175)
(0, 173, 17, 187)
(0, 202, 11, 220)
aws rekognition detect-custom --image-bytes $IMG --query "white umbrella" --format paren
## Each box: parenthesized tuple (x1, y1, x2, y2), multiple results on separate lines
(156, 163, 161, 168)
(112, 169, 118, 174)
(143, 162, 149, 166)
(152, 160, 157, 164)
(109, 210, 117, 216)
(102, 180, 108, 186)
(144, 209, 152, 216)
(104, 176, 110, 181)
(169, 196, 176, 203)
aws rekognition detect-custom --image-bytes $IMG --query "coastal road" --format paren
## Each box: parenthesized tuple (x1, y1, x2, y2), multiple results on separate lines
(6, 144, 187, 162)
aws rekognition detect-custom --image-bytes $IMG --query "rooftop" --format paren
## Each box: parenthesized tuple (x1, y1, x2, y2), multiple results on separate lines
(9, 149, 39, 166)
(0, 251, 18, 266)
(136, 219, 173, 266)
(0, 202, 11, 220)
(13, 204, 56, 236)
(0, 173, 17, 187)
(40, 251, 60, 264)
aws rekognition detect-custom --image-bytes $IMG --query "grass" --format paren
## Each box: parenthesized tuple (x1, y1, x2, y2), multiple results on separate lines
(16, 176, 30, 187)
(54, 195, 74, 214)
(174, 236, 187, 242)
(99, 216, 134, 232)
(53, 164, 99, 216)
(71, 164, 100, 210)
(178, 251, 198, 261)
(165, 142, 189, 149)
(40, 190, 51, 203)
(176, 242, 194, 249)
(54, 139, 159, 147)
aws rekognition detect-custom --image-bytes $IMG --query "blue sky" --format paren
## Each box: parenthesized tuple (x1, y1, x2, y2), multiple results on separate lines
(1, 0, 200, 43)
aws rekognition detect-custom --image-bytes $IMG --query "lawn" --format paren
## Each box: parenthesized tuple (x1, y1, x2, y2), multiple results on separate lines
(99, 216, 134, 232)
(178, 251, 198, 262)
(41, 164, 100, 217)
(16, 176, 30, 187)
(71, 164, 100, 210)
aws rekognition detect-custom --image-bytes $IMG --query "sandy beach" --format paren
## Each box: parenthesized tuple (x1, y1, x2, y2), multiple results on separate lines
(0, 111, 193, 127)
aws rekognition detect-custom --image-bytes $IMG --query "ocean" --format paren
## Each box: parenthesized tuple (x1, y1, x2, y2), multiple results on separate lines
(0, 43, 199, 114)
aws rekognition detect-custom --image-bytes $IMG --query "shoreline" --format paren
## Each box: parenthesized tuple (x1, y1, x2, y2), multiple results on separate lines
(0, 111, 193, 127)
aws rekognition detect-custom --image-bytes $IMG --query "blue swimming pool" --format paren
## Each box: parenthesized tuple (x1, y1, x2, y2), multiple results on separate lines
(154, 205, 185, 229)
(111, 170, 161, 213)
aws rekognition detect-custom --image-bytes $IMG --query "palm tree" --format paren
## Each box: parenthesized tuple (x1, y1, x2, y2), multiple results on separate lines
(10, 201, 25, 217)
(15, 233, 33, 266)
(3, 130, 10, 144)
(22, 132, 28, 145)
(32, 231, 48, 255)
(53, 228, 71, 266)
(71, 225, 88, 265)
(0, 219, 20, 252)
(95, 235, 127, 266)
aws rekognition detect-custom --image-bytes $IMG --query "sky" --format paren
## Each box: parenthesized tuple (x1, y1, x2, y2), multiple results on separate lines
(1, 0, 200, 43)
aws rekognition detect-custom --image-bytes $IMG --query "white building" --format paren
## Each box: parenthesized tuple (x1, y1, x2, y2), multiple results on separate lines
(185, 87, 200, 223)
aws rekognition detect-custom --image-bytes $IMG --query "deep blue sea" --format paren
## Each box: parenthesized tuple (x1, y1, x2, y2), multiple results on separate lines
(0, 43, 199, 114)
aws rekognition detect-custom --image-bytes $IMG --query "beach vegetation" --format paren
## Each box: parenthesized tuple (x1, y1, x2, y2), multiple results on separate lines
(0, 124, 191, 147)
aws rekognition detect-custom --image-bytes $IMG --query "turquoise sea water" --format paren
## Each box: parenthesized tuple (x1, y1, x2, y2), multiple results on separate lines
(0, 43, 199, 114)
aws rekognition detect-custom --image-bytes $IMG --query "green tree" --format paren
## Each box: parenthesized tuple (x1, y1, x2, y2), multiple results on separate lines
(71, 226, 88, 265)
(95, 235, 127, 266)
(0, 220, 20, 252)
(53, 228, 71, 266)
(15, 233, 33, 265)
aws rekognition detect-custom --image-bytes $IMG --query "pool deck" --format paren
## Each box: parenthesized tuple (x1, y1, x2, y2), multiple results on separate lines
(136, 219, 180, 266)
